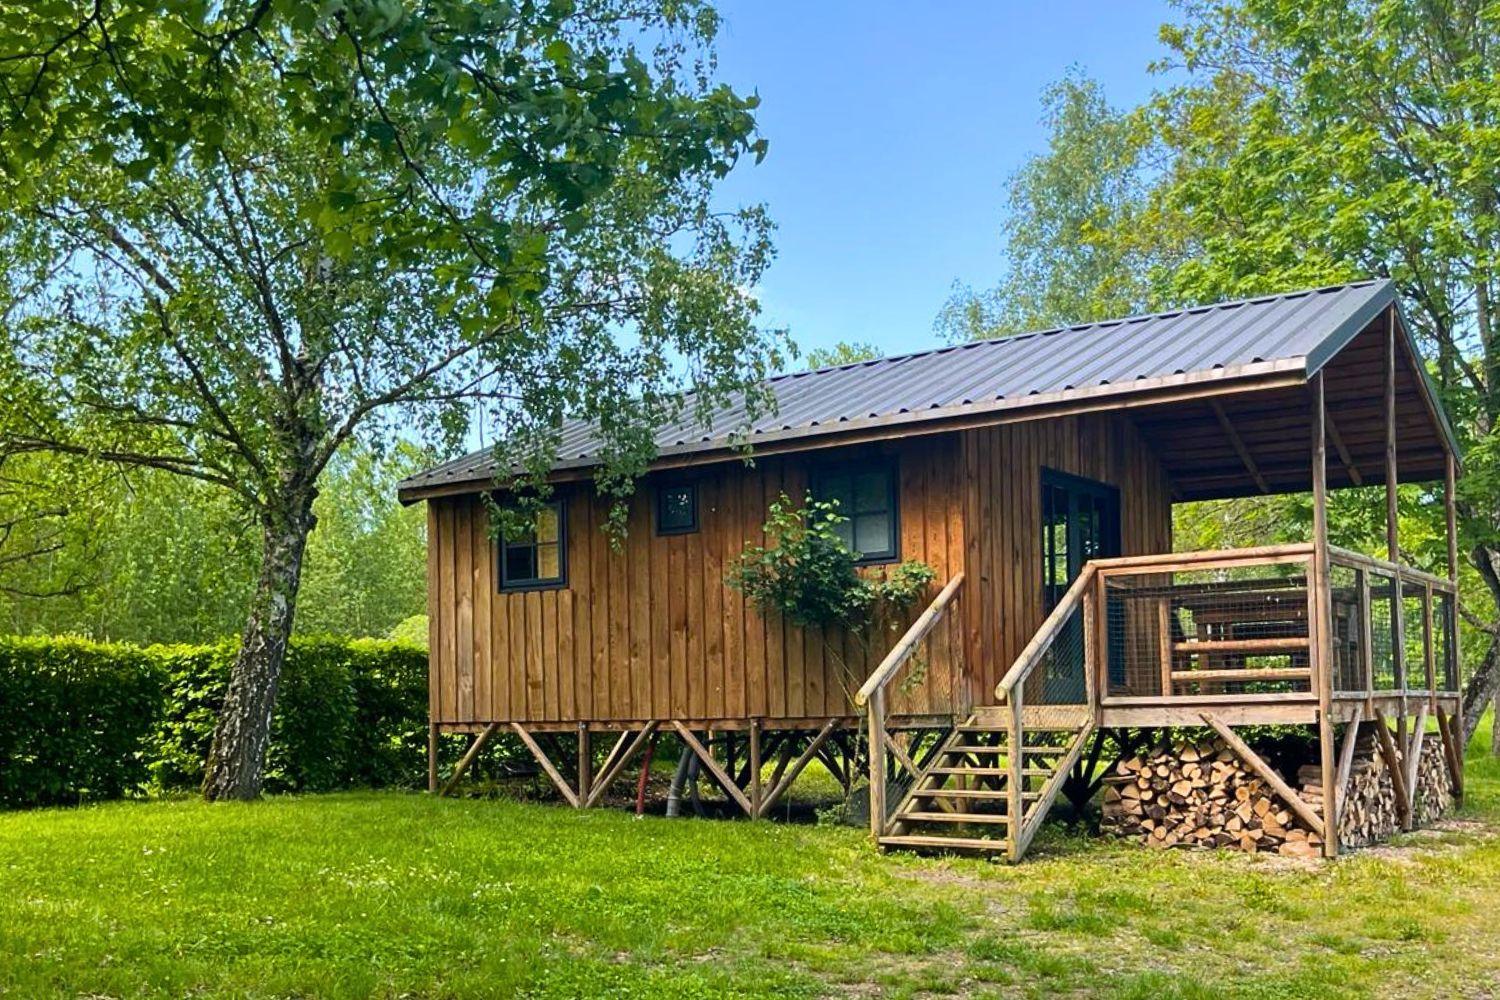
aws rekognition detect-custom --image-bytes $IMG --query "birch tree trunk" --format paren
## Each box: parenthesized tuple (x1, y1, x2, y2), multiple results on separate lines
(202, 496, 316, 801)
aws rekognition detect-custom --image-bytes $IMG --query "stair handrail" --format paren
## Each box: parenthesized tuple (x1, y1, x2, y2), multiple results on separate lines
(994, 563, 1098, 704)
(854, 571, 966, 707)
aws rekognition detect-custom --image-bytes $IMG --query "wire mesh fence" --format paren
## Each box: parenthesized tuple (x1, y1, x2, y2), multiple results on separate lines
(1329, 563, 1364, 691)
(1435, 591, 1457, 691)
(1025, 601, 1089, 705)
(1103, 560, 1311, 698)
(1368, 571, 1398, 691)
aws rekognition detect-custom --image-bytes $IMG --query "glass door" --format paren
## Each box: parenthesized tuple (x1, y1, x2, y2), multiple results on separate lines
(1039, 469, 1122, 695)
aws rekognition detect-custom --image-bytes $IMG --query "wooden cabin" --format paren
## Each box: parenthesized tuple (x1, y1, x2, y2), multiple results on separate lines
(399, 279, 1466, 859)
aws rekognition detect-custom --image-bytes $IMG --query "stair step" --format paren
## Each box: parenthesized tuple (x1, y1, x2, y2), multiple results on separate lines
(945, 743, 1069, 755)
(879, 834, 1007, 852)
(926, 766, 1054, 778)
(899, 810, 1011, 825)
(914, 787, 1042, 800)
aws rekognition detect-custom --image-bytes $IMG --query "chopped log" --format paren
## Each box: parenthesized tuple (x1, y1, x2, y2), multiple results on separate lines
(1100, 726, 1455, 856)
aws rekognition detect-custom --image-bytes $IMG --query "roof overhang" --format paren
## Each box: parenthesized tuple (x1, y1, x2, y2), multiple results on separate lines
(397, 281, 1463, 505)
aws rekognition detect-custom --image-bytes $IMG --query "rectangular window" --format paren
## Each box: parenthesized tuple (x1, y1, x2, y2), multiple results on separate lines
(656, 483, 698, 535)
(498, 499, 566, 590)
(811, 461, 898, 563)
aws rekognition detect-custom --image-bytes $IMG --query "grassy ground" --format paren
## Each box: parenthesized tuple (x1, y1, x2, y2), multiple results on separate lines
(2, 720, 1498, 999)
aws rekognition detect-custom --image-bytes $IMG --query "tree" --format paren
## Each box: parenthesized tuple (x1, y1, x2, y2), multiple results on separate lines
(296, 443, 430, 638)
(803, 340, 880, 370)
(0, 1, 782, 799)
(951, 2, 1500, 740)
(936, 70, 1173, 342)
(1148, 0, 1500, 740)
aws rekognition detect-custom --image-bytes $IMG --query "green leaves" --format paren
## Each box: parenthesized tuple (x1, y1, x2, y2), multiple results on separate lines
(727, 493, 935, 632)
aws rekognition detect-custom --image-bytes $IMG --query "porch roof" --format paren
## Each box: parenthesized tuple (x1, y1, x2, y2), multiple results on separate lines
(398, 279, 1458, 502)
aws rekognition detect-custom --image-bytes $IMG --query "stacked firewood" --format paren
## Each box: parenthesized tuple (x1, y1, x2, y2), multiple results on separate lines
(1101, 740, 1324, 857)
(1297, 733, 1393, 848)
(1414, 740, 1453, 824)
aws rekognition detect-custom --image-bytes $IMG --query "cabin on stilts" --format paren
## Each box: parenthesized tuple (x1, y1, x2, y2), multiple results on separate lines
(399, 278, 1466, 860)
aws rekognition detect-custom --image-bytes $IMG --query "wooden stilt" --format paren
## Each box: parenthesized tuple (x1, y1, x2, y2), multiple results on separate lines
(1403, 703, 1429, 819)
(1201, 713, 1325, 838)
(1372, 709, 1413, 830)
(672, 722, 753, 816)
(1312, 374, 1339, 857)
(749, 720, 762, 818)
(427, 722, 440, 793)
(584, 722, 660, 808)
(439, 722, 499, 797)
(758, 718, 839, 818)
(1435, 705, 1465, 802)
(577, 722, 591, 808)
(1335, 707, 1364, 823)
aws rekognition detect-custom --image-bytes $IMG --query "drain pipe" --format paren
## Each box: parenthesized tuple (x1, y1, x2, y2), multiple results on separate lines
(665, 747, 694, 818)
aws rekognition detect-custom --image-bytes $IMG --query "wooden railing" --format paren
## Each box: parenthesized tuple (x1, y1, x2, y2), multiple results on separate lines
(992, 564, 1099, 858)
(855, 572, 965, 837)
(1325, 546, 1460, 702)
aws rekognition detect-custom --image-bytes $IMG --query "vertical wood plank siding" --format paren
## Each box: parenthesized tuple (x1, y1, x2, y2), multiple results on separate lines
(427, 414, 1172, 726)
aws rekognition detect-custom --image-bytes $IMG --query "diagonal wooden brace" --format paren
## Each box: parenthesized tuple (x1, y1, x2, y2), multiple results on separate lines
(672, 722, 753, 816)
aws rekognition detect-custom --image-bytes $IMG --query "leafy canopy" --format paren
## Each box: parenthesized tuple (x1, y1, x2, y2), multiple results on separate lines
(0, 1, 783, 529)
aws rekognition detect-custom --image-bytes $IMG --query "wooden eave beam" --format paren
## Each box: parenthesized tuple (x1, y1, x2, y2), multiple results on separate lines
(1324, 410, 1363, 485)
(1210, 400, 1271, 494)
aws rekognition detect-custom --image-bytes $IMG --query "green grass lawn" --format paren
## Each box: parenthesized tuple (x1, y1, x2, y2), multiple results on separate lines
(3, 722, 1499, 999)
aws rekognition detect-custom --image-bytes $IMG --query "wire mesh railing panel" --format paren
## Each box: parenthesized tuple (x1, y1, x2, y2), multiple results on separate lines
(1402, 585, 1427, 691)
(1025, 600, 1089, 705)
(1435, 592, 1457, 691)
(1104, 562, 1311, 699)
(1329, 564, 1366, 693)
(1368, 572, 1397, 691)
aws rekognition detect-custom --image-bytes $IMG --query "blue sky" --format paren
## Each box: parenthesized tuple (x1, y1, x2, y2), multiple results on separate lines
(709, 1, 1178, 361)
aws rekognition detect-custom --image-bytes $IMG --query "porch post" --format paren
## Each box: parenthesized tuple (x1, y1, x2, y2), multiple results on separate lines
(1386, 307, 1407, 748)
(1312, 373, 1339, 857)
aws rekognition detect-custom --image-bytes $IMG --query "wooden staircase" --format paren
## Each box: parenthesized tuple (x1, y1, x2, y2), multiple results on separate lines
(858, 565, 1103, 862)
(877, 706, 1095, 858)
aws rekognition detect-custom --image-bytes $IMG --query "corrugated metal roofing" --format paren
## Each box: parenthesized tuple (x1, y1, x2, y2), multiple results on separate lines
(399, 279, 1403, 497)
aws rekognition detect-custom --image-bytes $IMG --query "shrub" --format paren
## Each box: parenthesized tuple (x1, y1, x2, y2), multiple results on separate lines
(0, 637, 168, 809)
(0, 635, 429, 809)
(727, 493, 936, 630)
(151, 637, 428, 794)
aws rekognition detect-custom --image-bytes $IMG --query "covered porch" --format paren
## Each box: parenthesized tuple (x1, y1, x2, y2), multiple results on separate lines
(861, 294, 1466, 860)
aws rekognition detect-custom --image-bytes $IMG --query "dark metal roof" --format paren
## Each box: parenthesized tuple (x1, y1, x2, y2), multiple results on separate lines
(400, 279, 1438, 498)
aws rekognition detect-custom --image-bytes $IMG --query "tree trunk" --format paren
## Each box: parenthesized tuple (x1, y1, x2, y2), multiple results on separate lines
(1460, 538, 1500, 743)
(202, 498, 316, 801)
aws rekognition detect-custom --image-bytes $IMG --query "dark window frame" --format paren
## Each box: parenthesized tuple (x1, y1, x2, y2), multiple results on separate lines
(809, 458, 901, 565)
(655, 481, 700, 535)
(1039, 467, 1121, 607)
(497, 498, 568, 592)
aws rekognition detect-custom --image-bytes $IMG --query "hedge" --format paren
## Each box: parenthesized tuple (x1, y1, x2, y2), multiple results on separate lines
(0, 636, 429, 809)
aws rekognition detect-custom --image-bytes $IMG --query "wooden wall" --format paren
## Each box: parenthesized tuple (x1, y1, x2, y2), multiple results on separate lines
(425, 412, 1173, 729)
(959, 414, 1174, 700)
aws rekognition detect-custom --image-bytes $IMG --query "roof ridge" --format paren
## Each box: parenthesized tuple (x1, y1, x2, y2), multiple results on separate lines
(770, 278, 1387, 384)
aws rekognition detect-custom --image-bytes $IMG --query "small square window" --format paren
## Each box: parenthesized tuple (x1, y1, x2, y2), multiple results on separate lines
(656, 483, 698, 535)
(498, 499, 567, 591)
(810, 461, 898, 563)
